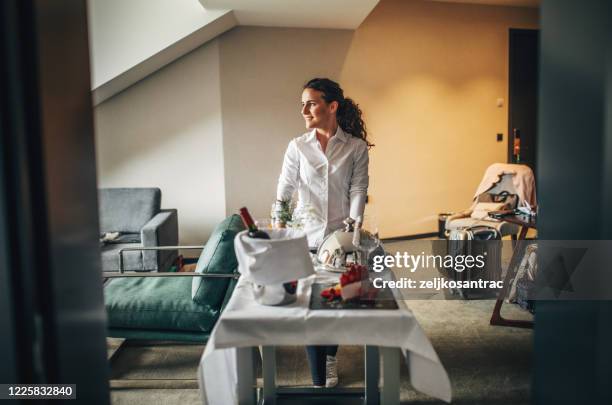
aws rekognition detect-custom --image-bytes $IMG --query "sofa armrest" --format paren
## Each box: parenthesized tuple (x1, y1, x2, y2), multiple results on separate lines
(117, 245, 200, 273)
(141, 209, 178, 271)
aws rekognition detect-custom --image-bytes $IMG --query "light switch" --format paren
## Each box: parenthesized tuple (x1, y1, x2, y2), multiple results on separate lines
(496, 98, 504, 107)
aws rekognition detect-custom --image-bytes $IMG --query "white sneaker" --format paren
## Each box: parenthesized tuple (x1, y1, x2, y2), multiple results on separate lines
(325, 355, 338, 388)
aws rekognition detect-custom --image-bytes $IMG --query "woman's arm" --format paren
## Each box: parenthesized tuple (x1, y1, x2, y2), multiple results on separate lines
(349, 142, 369, 221)
(276, 140, 300, 201)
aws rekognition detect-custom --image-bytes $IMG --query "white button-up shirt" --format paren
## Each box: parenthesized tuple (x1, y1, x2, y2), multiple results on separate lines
(276, 127, 369, 248)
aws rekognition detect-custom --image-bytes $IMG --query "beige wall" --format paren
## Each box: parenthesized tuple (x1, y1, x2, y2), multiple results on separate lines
(218, 0, 538, 237)
(94, 40, 226, 247)
(218, 27, 354, 220)
(94, 0, 538, 246)
(341, 0, 538, 237)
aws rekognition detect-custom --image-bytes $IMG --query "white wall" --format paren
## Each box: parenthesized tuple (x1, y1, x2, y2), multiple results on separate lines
(94, 40, 226, 248)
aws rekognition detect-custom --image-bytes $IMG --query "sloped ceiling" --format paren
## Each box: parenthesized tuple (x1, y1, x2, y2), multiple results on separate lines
(88, 0, 236, 105)
(89, 0, 379, 105)
(199, 0, 381, 29)
(432, 0, 538, 7)
(89, 0, 537, 105)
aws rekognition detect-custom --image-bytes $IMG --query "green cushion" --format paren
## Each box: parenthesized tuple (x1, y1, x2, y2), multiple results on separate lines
(191, 214, 244, 306)
(105, 277, 219, 333)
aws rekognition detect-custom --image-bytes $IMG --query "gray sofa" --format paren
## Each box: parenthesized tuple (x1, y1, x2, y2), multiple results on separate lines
(99, 188, 178, 272)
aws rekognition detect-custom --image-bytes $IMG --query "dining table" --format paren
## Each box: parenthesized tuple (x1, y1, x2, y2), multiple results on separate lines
(197, 270, 452, 404)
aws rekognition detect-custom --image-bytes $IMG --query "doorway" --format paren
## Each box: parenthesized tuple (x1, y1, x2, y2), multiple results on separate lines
(508, 28, 539, 174)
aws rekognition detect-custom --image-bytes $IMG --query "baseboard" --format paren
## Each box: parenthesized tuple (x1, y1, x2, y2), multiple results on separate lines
(381, 232, 440, 243)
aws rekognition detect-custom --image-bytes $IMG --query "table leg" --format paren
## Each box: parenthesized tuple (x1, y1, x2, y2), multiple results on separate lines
(236, 347, 256, 405)
(365, 346, 380, 405)
(517, 225, 529, 240)
(380, 347, 400, 405)
(261, 346, 277, 404)
(490, 229, 534, 329)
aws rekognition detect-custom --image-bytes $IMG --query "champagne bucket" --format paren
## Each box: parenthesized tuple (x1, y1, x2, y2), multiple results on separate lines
(234, 229, 314, 306)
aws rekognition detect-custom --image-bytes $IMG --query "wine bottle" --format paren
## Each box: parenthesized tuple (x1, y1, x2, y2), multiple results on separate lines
(239, 207, 270, 239)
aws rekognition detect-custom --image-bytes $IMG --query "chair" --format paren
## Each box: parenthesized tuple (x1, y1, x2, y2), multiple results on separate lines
(99, 187, 178, 272)
(104, 214, 244, 343)
(445, 163, 536, 238)
(103, 216, 244, 389)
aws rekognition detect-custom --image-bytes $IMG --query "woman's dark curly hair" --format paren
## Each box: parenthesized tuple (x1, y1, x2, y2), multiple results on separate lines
(304, 78, 373, 147)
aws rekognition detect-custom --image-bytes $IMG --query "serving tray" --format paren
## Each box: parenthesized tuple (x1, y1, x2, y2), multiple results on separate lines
(309, 282, 399, 310)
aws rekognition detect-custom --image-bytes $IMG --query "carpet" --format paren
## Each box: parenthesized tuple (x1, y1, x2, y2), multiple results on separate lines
(109, 240, 533, 404)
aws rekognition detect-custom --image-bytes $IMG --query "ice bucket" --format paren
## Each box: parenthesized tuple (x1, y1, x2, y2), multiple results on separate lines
(234, 228, 314, 305)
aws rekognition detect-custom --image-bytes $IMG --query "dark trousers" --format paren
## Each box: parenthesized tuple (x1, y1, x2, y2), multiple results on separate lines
(305, 345, 338, 386)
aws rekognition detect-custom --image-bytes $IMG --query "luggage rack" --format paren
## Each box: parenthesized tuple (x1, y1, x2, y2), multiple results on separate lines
(489, 213, 536, 329)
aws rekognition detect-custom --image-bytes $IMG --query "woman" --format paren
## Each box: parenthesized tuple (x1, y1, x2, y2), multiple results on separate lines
(276, 78, 371, 388)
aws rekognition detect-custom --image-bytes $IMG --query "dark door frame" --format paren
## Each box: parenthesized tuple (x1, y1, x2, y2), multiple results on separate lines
(507, 28, 539, 171)
(0, 0, 109, 401)
(536, 0, 612, 402)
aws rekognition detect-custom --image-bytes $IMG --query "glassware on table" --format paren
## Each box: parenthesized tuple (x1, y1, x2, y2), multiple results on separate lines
(354, 214, 380, 265)
(255, 218, 272, 231)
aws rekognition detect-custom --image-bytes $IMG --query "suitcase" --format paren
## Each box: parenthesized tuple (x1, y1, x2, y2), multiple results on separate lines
(445, 226, 502, 299)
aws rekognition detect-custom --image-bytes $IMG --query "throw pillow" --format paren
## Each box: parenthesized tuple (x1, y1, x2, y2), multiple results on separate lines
(191, 214, 244, 307)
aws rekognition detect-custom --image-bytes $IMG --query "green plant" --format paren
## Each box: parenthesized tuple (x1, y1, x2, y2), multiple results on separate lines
(273, 199, 293, 226)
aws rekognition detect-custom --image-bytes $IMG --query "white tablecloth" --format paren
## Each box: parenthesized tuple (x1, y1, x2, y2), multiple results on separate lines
(198, 272, 452, 404)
